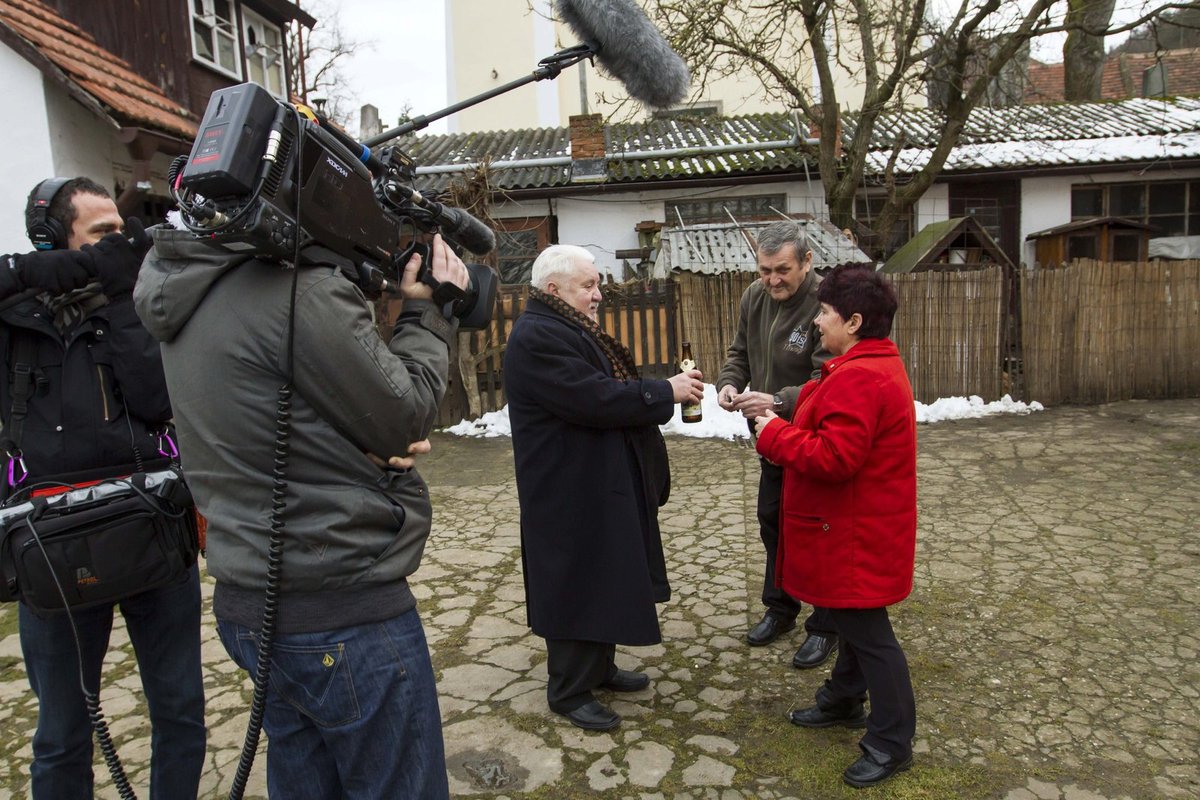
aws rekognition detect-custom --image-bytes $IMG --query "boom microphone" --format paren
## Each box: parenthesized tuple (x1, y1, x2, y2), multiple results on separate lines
(556, 0, 690, 108)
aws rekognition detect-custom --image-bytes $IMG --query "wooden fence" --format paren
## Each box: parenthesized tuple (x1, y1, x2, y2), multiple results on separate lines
(449, 279, 678, 421)
(1022, 259, 1200, 405)
(675, 271, 758, 378)
(424, 257, 1199, 422)
(889, 267, 1010, 404)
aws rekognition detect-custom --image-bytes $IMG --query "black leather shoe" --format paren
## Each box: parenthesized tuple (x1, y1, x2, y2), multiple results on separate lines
(792, 633, 837, 669)
(556, 700, 620, 731)
(788, 704, 867, 729)
(601, 669, 650, 692)
(746, 615, 796, 646)
(842, 742, 912, 788)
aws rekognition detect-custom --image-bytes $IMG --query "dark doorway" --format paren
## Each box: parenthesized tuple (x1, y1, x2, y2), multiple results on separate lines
(949, 180, 1021, 266)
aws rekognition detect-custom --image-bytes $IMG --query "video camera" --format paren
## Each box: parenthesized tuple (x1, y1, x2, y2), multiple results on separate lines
(171, 82, 498, 329)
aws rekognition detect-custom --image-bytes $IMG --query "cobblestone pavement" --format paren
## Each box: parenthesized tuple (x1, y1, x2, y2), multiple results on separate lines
(0, 399, 1197, 799)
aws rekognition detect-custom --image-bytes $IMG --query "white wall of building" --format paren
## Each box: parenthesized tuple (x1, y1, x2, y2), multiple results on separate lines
(1, 45, 55, 252)
(1018, 169, 1200, 264)
(44, 87, 117, 189)
(915, 183, 950, 230)
(494, 180, 826, 276)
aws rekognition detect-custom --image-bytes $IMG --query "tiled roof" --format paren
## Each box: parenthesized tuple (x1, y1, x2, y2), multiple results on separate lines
(853, 97, 1200, 173)
(0, 0, 196, 139)
(1025, 49, 1200, 102)
(405, 126, 571, 194)
(406, 113, 813, 193)
(404, 97, 1200, 193)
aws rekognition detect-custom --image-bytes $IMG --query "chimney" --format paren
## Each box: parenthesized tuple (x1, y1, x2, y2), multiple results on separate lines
(569, 114, 607, 183)
(808, 116, 842, 158)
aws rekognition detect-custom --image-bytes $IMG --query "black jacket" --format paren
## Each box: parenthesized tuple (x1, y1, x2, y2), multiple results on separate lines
(0, 262, 172, 489)
(505, 298, 674, 646)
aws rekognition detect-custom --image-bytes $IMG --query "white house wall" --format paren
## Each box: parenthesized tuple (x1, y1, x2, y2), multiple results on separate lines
(1, 43, 55, 252)
(1019, 169, 1200, 264)
(493, 181, 826, 276)
(44, 85, 117, 193)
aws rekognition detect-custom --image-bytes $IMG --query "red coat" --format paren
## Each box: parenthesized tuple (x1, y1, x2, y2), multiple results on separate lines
(755, 337, 917, 608)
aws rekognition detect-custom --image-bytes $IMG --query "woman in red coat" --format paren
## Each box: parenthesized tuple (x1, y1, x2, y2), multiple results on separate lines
(754, 264, 917, 789)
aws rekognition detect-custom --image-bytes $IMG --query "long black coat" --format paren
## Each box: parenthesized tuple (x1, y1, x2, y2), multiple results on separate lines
(505, 299, 674, 645)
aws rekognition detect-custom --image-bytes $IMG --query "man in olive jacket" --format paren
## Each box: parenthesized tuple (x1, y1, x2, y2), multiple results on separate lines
(717, 220, 838, 670)
(135, 228, 468, 799)
(505, 244, 703, 731)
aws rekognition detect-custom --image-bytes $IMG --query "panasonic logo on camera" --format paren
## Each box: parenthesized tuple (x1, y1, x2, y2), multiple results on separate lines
(325, 155, 349, 178)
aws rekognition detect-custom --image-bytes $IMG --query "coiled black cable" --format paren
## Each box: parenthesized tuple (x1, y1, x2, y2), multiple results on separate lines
(25, 509, 137, 799)
(226, 385, 291, 800)
(227, 103, 306, 800)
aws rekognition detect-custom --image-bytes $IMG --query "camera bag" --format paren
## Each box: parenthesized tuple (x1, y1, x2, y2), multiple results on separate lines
(0, 469, 198, 614)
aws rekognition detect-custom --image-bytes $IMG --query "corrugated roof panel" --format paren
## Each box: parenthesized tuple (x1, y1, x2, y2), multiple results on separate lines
(0, 0, 197, 138)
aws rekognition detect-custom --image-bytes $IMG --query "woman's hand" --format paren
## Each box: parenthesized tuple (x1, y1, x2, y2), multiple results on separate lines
(754, 408, 778, 437)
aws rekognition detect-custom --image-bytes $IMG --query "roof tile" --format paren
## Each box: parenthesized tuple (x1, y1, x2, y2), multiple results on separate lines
(0, 0, 196, 139)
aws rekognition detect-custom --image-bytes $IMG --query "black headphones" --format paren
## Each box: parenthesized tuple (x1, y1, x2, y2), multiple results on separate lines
(26, 177, 71, 251)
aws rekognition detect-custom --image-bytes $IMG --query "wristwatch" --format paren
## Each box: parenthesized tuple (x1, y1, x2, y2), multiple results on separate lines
(772, 393, 784, 410)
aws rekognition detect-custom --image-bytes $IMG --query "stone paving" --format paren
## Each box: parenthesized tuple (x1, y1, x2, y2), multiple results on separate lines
(0, 398, 1197, 799)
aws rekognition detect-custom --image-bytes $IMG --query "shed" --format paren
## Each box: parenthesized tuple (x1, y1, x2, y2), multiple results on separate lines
(882, 216, 1015, 274)
(1025, 217, 1156, 266)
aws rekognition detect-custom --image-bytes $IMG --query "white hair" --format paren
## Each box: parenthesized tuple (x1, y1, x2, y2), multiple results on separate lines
(531, 244, 595, 290)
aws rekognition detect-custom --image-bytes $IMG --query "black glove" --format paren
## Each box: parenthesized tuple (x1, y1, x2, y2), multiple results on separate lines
(9, 249, 94, 296)
(84, 217, 152, 299)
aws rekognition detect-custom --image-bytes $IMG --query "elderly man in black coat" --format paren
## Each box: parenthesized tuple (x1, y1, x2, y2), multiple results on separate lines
(504, 244, 704, 731)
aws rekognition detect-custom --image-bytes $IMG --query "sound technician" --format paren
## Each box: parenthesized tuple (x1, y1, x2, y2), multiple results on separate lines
(0, 177, 205, 798)
(135, 225, 469, 798)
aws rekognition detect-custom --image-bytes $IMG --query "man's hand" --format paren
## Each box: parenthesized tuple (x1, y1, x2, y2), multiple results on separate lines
(398, 234, 470, 301)
(668, 369, 704, 404)
(754, 409, 778, 437)
(10, 249, 93, 295)
(83, 217, 152, 299)
(366, 439, 432, 471)
(717, 385, 740, 411)
(730, 390, 775, 419)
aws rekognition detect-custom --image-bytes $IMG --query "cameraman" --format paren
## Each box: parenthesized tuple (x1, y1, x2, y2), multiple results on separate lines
(1, 177, 205, 798)
(135, 228, 468, 798)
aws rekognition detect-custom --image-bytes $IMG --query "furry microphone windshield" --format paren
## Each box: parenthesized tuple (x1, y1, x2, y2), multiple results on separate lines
(556, 0, 691, 108)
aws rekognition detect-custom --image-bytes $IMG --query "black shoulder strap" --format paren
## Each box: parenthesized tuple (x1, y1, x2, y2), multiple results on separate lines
(3, 331, 39, 453)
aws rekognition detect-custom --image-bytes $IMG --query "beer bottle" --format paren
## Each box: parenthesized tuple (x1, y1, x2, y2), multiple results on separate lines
(679, 341, 702, 423)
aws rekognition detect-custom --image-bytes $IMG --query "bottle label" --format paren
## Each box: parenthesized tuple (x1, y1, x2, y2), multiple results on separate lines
(679, 356, 702, 421)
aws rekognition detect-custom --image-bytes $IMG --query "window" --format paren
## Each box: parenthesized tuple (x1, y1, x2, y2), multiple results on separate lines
(242, 7, 286, 97)
(667, 194, 786, 225)
(492, 217, 552, 284)
(1071, 181, 1199, 236)
(191, 0, 241, 77)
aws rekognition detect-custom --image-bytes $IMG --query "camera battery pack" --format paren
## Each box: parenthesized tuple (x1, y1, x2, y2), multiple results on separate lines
(182, 83, 280, 198)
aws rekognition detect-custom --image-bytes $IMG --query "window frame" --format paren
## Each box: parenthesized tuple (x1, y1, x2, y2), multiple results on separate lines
(190, 0, 243, 79)
(1070, 180, 1198, 237)
(241, 5, 287, 98)
(666, 194, 787, 226)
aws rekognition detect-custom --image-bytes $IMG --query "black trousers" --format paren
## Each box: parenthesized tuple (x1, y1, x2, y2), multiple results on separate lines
(545, 639, 617, 713)
(758, 460, 834, 635)
(819, 606, 916, 760)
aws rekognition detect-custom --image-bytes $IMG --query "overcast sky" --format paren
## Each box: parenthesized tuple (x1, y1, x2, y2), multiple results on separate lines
(330, 0, 1158, 139)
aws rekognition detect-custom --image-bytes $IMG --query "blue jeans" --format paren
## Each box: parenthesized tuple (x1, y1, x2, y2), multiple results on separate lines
(19, 564, 206, 799)
(217, 607, 448, 800)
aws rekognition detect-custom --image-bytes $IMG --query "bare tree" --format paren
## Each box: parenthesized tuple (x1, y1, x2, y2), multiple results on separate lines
(1063, 0, 1117, 101)
(651, 0, 1182, 255)
(287, 0, 370, 126)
